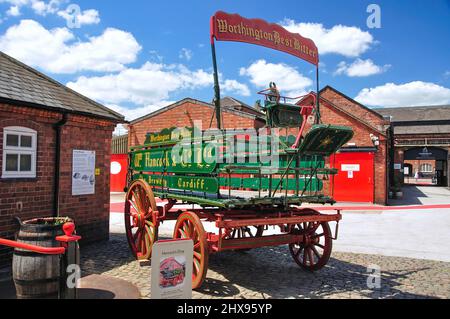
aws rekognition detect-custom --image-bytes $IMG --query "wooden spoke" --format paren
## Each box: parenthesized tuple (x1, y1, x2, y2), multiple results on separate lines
(224, 226, 264, 252)
(124, 180, 159, 261)
(173, 212, 209, 290)
(289, 209, 333, 272)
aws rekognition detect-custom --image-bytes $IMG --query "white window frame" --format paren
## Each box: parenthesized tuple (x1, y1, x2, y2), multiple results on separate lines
(420, 163, 433, 173)
(2, 126, 37, 179)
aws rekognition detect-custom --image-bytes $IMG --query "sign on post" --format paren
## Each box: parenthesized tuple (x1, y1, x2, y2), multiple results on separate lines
(151, 239, 193, 299)
(72, 150, 96, 196)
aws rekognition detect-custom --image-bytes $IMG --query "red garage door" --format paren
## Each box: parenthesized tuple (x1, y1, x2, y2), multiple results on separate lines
(111, 154, 128, 193)
(331, 152, 374, 203)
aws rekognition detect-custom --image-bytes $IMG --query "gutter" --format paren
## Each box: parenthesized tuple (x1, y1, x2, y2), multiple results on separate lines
(53, 113, 68, 217)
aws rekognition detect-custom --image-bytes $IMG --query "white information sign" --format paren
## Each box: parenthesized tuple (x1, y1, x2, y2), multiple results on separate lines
(404, 167, 410, 175)
(341, 164, 360, 172)
(151, 239, 193, 299)
(72, 150, 96, 196)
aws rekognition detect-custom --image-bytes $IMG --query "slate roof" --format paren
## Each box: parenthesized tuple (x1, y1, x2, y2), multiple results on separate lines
(130, 97, 265, 124)
(0, 51, 124, 122)
(220, 96, 265, 117)
(374, 105, 450, 122)
(374, 105, 450, 135)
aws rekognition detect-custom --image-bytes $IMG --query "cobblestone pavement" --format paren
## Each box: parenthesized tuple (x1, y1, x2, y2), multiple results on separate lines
(81, 234, 450, 299)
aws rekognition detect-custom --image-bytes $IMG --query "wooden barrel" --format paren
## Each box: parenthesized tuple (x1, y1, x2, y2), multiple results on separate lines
(12, 218, 66, 299)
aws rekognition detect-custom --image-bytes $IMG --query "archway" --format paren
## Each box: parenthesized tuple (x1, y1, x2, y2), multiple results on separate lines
(404, 147, 448, 186)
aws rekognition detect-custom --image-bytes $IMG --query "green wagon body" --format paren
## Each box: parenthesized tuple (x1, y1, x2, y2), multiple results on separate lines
(128, 103, 354, 210)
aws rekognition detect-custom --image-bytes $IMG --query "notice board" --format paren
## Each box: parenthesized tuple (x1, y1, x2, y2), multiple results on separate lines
(72, 150, 96, 196)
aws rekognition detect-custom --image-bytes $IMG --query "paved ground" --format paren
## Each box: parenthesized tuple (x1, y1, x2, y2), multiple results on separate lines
(111, 186, 450, 262)
(81, 233, 450, 299)
(3, 186, 449, 299)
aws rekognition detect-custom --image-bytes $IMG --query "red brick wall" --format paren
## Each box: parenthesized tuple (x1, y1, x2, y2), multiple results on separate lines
(0, 103, 116, 267)
(129, 100, 265, 147)
(296, 89, 389, 204)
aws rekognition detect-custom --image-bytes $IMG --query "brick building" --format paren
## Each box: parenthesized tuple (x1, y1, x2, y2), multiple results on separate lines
(127, 97, 266, 148)
(128, 87, 391, 205)
(0, 52, 124, 267)
(376, 105, 450, 187)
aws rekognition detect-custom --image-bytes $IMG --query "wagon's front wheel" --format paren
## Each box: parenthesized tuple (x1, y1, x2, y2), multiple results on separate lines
(173, 212, 209, 290)
(289, 218, 332, 272)
(124, 180, 158, 261)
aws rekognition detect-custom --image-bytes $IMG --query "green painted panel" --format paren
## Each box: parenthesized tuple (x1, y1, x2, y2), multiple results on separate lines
(134, 174, 219, 193)
(299, 125, 354, 156)
(131, 144, 217, 174)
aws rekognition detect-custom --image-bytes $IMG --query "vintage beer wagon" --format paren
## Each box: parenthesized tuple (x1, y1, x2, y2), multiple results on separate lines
(124, 12, 354, 289)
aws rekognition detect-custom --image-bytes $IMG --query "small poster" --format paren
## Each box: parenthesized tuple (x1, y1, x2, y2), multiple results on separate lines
(394, 164, 402, 170)
(341, 164, 360, 172)
(151, 239, 193, 299)
(72, 150, 96, 196)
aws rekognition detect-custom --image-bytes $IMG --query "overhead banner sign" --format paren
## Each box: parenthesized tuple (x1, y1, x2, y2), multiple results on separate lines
(211, 11, 319, 66)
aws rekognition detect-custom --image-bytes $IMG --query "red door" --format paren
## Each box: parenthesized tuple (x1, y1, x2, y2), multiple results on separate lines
(110, 154, 128, 193)
(331, 152, 374, 203)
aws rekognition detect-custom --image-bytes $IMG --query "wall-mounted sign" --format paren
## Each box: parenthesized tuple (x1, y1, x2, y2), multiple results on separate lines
(72, 150, 96, 196)
(341, 164, 360, 172)
(151, 239, 193, 299)
(394, 164, 402, 170)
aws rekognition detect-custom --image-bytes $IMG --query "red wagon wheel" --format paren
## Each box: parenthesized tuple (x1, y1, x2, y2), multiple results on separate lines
(124, 180, 158, 261)
(227, 226, 264, 239)
(173, 212, 209, 290)
(289, 210, 332, 271)
(225, 226, 264, 252)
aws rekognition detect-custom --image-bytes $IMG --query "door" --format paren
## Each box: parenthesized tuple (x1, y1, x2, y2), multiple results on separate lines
(331, 152, 375, 203)
(110, 154, 128, 192)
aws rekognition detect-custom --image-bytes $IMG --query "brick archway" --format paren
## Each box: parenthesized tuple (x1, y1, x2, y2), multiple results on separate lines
(404, 147, 449, 187)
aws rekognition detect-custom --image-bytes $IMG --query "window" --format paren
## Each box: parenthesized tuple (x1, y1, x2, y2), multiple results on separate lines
(420, 163, 433, 173)
(2, 127, 37, 178)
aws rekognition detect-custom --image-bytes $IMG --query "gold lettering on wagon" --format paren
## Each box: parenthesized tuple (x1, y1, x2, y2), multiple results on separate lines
(177, 178, 206, 191)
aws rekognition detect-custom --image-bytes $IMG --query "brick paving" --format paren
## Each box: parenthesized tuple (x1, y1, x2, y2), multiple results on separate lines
(81, 234, 450, 299)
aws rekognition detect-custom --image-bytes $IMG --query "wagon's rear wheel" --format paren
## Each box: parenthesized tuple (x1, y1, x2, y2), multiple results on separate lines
(225, 226, 264, 252)
(289, 210, 332, 271)
(173, 212, 209, 290)
(125, 180, 158, 261)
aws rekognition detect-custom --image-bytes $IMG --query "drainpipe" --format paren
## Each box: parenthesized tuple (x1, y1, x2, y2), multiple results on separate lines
(53, 113, 68, 217)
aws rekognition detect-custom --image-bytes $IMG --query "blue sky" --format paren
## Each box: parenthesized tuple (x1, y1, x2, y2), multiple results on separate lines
(1, 0, 449, 128)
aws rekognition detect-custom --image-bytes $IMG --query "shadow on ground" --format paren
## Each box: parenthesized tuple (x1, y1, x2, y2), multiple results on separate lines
(79, 233, 442, 299)
(202, 246, 436, 299)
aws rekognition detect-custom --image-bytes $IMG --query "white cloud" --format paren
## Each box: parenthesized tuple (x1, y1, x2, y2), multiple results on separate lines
(281, 19, 374, 57)
(0, 19, 141, 73)
(240, 59, 313, 97)
(6, 5, 21, 16)
(0, 0, 66, 16)
(222, 79, 250, 97)
(335, 59, 390, 77)
(57, 8, 100, 26)
(179, 48, 193, 61)
(355, 81, 450, 108)
(67, 62, 214, 105)
(107, 102, 175, 122)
